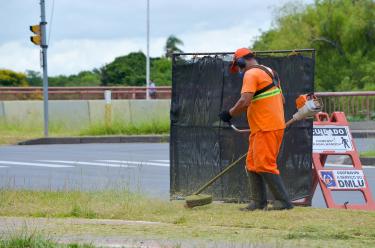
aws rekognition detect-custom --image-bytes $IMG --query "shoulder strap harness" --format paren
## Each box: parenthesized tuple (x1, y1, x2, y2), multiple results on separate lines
(247, 65, 282, 102)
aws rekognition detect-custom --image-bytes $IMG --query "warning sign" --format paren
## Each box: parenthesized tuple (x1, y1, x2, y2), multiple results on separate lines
(313, 125, 353, 152)
(320, 170, 366, 189)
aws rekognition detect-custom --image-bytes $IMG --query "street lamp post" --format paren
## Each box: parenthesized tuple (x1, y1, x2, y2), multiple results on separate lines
(146, 0, 150, 100)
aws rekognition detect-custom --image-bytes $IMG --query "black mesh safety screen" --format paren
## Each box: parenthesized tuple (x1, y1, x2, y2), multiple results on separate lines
(170, 50, 315, 202)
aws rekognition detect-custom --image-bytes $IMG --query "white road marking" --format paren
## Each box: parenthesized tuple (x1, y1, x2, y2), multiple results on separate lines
(324, 163, 375, 169)
(97, 160, 170, 167)
(150, 160, 170, 163)
(0, 161, 73, 168)
(38, 160, 135, 168)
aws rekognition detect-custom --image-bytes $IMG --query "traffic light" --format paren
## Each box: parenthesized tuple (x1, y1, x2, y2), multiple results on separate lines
(30, 24, 41, 46)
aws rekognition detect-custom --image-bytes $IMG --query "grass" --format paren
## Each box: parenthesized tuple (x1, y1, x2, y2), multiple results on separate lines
(0, 228, 95, 248)
(79, 119, 170, 136)
(1, 190, 375, 247)
(0, 119, 170, 145)
(0, 121, 76, 145)
(361, 150, 375, 157)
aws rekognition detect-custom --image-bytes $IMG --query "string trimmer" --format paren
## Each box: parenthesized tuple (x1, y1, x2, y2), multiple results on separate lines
(185, 93, 322, 208)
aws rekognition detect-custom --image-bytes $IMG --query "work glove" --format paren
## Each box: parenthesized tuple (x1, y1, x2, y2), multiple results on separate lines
(219, 110, 232, 123)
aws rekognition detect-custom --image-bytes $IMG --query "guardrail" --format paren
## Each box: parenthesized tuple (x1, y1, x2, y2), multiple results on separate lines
(316, 91, 375, 120)
(0, 87, 374, 120)
(0, 86, 172, 100)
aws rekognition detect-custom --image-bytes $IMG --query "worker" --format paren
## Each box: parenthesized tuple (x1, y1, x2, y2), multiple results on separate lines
(219, 48, 293, 211)
(149, 80, 157, 99)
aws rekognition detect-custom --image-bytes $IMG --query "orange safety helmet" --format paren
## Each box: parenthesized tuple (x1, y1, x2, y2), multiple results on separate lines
(230, 48, 255, 74)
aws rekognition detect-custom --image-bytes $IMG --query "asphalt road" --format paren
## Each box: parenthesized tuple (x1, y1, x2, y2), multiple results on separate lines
(0, 143, 170, 197)
(0, 141, 374, 208)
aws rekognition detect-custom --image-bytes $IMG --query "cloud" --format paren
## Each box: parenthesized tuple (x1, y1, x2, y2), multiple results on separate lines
(0, 42, 40, 72)
(180, 21, 265, 53)
(0, 21, 264, 75)
(0, 0, 314, 75)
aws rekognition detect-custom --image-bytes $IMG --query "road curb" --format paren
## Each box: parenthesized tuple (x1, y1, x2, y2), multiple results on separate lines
(360, 157, 375, 166)
(16, 131, 374, 145)
(18, 135, 170, 145)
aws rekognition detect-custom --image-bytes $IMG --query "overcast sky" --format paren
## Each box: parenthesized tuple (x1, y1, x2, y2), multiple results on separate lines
(0, 0, 311, 75)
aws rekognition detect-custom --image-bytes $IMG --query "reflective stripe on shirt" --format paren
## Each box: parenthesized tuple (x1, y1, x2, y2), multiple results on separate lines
(252, 88, 281, 102)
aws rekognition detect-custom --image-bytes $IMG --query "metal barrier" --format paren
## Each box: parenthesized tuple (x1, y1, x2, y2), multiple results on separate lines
(0, 86, 374, 120)
(0, 86, 172, 100)
(316, 92, 375, 120)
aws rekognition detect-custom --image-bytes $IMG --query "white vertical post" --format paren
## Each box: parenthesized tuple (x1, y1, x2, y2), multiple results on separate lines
(146, 0, 150, 100)
(104, 90, 112, 126)
(104, 90, 112, 105)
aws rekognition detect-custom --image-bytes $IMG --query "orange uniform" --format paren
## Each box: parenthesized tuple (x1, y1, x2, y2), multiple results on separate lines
(241, 67, 285, 174)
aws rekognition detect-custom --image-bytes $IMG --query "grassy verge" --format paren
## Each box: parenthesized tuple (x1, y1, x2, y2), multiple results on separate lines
(0, 121, 77, 145)
(0, 231, 94, 248)
(361, 150, 375, 157)
(0, 119, 170, 145)
(1, 190, 375, 247)
(78, 120, 170, 136)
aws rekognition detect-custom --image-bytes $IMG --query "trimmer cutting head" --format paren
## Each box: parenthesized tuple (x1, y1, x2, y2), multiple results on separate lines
(185, 194, 213, 208)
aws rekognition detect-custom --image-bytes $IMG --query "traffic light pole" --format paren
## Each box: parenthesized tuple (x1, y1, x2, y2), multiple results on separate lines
(40, 0, 49, 137)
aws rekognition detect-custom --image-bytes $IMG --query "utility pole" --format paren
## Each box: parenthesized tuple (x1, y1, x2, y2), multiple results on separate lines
(40, 0, 49, 137)
(31, 1, 48, 136)
(146, 0, 150, 100)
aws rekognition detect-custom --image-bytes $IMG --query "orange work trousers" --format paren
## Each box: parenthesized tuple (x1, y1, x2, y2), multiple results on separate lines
(246, 129, 284, 175)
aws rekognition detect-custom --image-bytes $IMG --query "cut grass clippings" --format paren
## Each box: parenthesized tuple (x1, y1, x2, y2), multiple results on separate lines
(1, 190, 375, 247)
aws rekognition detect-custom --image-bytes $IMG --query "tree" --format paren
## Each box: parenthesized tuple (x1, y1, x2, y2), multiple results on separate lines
(49, 70, 101, 86)
(99, 52, 172, 86)
(151, 57, 172, 85)
(165, 35, 184, 58)
(100, 52, 146, 86)
(252, 0, 375, 91)
(0, 69, 28, 86)
(26, 70, 42, 86)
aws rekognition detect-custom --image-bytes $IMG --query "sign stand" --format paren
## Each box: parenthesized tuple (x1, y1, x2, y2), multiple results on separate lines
(295, 112, 375, 210)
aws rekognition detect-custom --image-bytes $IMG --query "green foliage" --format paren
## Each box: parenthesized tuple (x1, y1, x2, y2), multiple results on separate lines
(165, 35, 184, 58)
(252, 0, 375, 91)
(48, 70, 100, 87)
(24, 70, 101, 87)
(100, 52, 146, 86)
(99, 52, 172, 86)
(0, 69, 28, 86)
(26, 70, 43, 86)
(151, 57, 172, 85)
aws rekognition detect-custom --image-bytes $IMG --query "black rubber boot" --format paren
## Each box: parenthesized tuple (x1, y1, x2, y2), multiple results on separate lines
(260, 173, 293, 210)
(240, 171, 267, 211)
